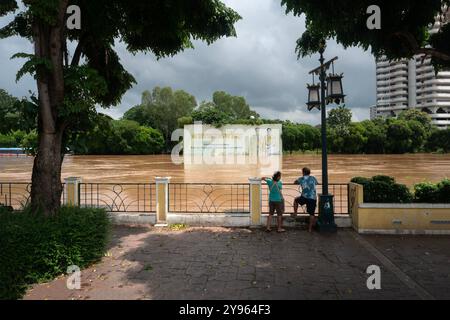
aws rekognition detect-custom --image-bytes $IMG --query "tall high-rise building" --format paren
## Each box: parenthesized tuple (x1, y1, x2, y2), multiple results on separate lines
(375, 10, 450, 129)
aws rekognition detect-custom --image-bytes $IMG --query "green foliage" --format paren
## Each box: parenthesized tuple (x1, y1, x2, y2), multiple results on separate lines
(0, 89, 37, 134)
(426, 129, 450, 153)
(365, 181, 413, 203)
(20, 130, 38, 155)
(0, 1, 242, 212)
(0, 0, 18, 17)
(0, 134, 16, 147)
(62, 65, 108, 118)
(0, 206, 110, 300)
(211, 91, 259, 121)
(328, 105, 352, 135)
(11, 52, 53, 82)
(329, 122, 367, 154)
(124, 87, 197, 150)
(70, 118, 164, 155)
(352, 175, 413, 203)
(282, 0, 450, 70)
(414, 182, 440, 203)
(190, 91, 260, 128)
(371, 175, 396, 184)
(191, 102, 231, 127)
(360, 120, 387, 154)
(352, 176, 449, 203)
(437, 179, 450, 203)
(327, 109, 433, 154)
(398, 109, 433, 133)
(282, 122, 320, 153)
(0, 130, 28, 148)
(177, 116, 194, 128)
(350, 177, 371, 186)
(385, 119, 414, 154)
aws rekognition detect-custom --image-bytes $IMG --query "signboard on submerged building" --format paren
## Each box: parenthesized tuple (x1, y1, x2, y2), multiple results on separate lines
(182, 123, 283, 174)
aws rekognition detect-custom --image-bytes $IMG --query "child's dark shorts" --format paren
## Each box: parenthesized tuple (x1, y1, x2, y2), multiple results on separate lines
(269, 201, 284, 216)
(295, 196, 317, 216)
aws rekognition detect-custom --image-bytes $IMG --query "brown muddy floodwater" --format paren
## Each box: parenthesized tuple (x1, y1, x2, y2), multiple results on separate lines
(0, 154, 449, 186)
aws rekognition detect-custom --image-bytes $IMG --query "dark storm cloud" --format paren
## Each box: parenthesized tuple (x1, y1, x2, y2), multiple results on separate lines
(0, 0, 376, 124)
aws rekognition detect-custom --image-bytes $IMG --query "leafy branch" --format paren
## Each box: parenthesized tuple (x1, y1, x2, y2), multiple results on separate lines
(11, 52, 53, 82)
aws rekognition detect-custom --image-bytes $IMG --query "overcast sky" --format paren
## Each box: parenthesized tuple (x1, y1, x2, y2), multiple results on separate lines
(0, 0, 376, 125)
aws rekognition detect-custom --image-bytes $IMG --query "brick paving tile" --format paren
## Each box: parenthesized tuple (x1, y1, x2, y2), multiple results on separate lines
(24, 226, 450, 300)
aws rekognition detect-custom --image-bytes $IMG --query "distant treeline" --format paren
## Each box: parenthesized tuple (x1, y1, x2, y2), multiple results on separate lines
(283, 106, 450, 154)
(1, 87, 449, 155)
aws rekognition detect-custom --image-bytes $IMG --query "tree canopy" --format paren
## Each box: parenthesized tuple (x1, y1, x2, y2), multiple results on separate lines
(0, 0, 241, 214)
(191, 91, 260, 127)
(0, 89, 37, 134)
(282, 0, 450, 70)
(124, 87, 197, 150)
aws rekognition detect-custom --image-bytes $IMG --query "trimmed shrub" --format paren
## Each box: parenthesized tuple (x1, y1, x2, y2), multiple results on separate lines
(414, 182, 440, 203)
(371, 175, 395, 184)
(0, 206, 110, 300)
(351, 175, 413, 203)
(389, 183, 414, 203)
(437, 179, 450, 203)
(364, 181, 392, 203)
(350, 177, 371, 186)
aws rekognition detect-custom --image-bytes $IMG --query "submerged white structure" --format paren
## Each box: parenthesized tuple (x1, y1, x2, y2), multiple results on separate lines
(182, 123, 283, 174)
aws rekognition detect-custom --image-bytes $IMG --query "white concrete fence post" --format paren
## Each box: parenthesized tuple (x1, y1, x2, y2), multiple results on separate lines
(155, 177, 171, 226)
(64, 177, 82, 206)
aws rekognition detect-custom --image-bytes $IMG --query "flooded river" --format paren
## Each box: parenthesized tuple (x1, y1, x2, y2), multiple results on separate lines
(1, 154, 449, 186)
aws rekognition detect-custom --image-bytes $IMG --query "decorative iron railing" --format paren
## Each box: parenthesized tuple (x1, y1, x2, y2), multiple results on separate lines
(0, 182, 66, 210)
(262, 183, 349, 215)
(79, 183, 156, 212)
(1, 182, 350, 215)
(0, 182, 31, 210)
(169, 183, 250, 214)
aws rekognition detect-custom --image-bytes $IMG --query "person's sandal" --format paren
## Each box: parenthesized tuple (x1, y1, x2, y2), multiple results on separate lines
(277, 229, 286, 233)
(265, 228, 272, 233)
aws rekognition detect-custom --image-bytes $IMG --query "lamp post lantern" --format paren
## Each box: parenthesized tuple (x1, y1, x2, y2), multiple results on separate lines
(306, 42, 345, 233)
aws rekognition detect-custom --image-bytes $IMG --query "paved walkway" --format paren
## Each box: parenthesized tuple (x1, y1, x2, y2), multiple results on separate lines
(25, 226, 450, 300)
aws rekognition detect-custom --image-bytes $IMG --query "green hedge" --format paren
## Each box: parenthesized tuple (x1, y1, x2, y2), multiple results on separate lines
(351, 176, 413, 203)
(0, 206, 110, 300)
(352, 176, 450, 204)
(414, 179, 450, 203)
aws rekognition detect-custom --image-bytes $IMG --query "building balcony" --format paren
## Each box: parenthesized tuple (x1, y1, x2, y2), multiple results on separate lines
(416, 65, 434, 73)
(390, 77, 408, 83)
(390, 97, 408, 104)
(416, 73, 435, 81)
(390, 83, 408, 91)
(376, 74, 390, 81)
(430, 114, 450, 120)
(390, 70, 408, 78)
(377, 60, 390, 68)
(376, 105, 407, 112)
(419, 101, 450, 108)
(376, 66, 391, 74)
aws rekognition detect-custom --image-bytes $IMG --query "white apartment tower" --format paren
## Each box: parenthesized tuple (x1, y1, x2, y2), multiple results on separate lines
(376, 10, 450, 129)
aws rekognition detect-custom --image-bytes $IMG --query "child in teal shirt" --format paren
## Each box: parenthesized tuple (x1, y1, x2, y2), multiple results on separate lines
(262, 171, 286, 233)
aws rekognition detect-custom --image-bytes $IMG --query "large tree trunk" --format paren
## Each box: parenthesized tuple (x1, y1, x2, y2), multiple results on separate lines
(30, 132, 64, 215)
(30, 1, 68, 215)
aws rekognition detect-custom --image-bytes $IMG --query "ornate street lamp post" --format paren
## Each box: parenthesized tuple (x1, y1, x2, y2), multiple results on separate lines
(306, 43, 345, 232)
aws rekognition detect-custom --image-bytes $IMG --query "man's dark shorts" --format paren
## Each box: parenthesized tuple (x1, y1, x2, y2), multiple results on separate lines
(295, 196, 317, 216)
(269, 201, 284, 216)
